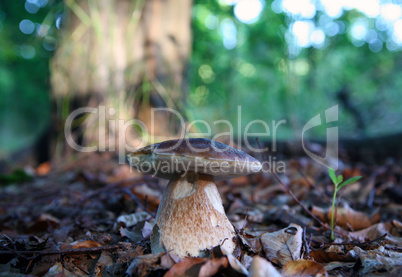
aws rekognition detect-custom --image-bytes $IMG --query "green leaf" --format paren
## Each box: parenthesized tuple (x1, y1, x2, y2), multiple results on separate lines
(337, 175, 343, 184)
(328, 167, 338, 185)
(338, 176, 362, 190)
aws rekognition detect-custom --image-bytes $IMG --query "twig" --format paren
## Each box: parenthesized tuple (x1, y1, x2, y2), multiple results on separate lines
(124, 188, 156, 218)
(0, 245, 121, 260)
(255, 138, 344, 235)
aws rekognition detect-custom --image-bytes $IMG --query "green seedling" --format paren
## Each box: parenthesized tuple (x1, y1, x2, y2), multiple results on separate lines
(328, 167, 362, 240)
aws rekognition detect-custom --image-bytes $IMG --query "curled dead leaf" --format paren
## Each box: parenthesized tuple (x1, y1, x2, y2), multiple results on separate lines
(282, 259, 328, 277)
(311, 203, 380, 231)
(163, 257, 209, 277)
(260, 223, 303, 267)
(249, 256, 281, 277)
(349, 221, 402, 247)
(310, 250, 356, 263)
(72, 240, 102, 249)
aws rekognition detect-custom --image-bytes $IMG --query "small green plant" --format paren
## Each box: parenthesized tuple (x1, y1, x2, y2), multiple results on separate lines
(328, 167, 362, 240)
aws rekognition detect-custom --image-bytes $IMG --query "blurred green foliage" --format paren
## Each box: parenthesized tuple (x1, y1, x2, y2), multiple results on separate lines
(0, 1, 61, 156)
(189, 0, 402, 140)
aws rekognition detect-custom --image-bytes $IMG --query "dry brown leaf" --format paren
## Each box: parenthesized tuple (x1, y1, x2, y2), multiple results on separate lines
(36, 162, 51, 176)
(282, 259, 328, 277)
(93, 252, 114, 276)
(131, 184, 161, 210)
(310, 250, 356, 263)
(106, 164, 138, 183)
(349, 221, 402, 247)
(227, 254, 248, 275)
(27, 213, 60, 233)
(160, 252, 179, 269)
(248, 256, 281, 277)
(72, 240, 103, 249)
(164, 256, 246, 277)
(164, 257, 207, 277)
(351, 246, 402, 275)
(126, 253, 166, 277)
(311, 203, 380, 230)
(43, 262, 76, 277)
(198, 257, 230, 277)
(260, 223, 303, 266)
(114, 242, 144, 264)
(322, 261, 355, 272)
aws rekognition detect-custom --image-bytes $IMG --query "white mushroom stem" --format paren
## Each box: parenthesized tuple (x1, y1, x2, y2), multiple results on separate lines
(151, 173, 236, 257)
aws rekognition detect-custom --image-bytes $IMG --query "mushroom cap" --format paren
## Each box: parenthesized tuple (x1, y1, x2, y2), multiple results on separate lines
(127, 138, 262, 180)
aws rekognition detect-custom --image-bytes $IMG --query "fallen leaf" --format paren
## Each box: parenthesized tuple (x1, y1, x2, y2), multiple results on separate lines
(164, 257, 206, 277)
(115, 211, 153, 229)
(27, 213, 60, 233)
(248, 256, 281, 277)
(43, 262, 76, 277)
(120, 227, 143, 243)
(311, 203, 380, 231)
(310, 250, 356, 263)
(260, 223, 303, 266)
(72, 240, 102, 249)
(227, 254, 248, 275)
(282, 259, 328, 277)
(351, 246, 402, 275)
(141, 221, 154, 239)
(322, 261, 355, 272)
(198, 257, 230, 277)
(132, 184, 161, 210)
(36, 162, 51, 176)
(114, 242, 144, 264)
(126, 253, 166, 277)
(349, 221, 402, 247)
(94, 253, 114, 275)
(160, 252, 180, 269)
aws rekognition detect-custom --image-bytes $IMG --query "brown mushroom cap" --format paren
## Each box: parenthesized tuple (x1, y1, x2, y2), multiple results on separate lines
(127, 138, 262, 180)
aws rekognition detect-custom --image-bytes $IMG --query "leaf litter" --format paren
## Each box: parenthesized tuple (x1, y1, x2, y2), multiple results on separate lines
(0, 152, 401, 276)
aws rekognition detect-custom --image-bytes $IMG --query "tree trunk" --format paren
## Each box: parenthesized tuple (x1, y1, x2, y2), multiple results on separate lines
(49, 0, 191, 157)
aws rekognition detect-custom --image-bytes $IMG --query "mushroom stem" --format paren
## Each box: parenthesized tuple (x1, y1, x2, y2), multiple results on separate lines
(151, 173, 236, 257)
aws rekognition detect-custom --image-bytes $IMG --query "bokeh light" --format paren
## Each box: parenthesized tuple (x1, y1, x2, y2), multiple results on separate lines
(234, 0, 264, 24)
(19, 19, 35, 35)
(220, 19, 237, 49)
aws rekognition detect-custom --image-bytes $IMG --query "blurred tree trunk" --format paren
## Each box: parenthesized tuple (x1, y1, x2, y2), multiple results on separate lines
(49, 0, 191, 157)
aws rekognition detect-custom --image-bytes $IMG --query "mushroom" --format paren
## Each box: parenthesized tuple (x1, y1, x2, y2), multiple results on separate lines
(127, 138, 262, 257)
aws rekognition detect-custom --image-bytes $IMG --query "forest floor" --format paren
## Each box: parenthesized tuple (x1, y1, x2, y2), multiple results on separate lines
(0, 150, 401, 276)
